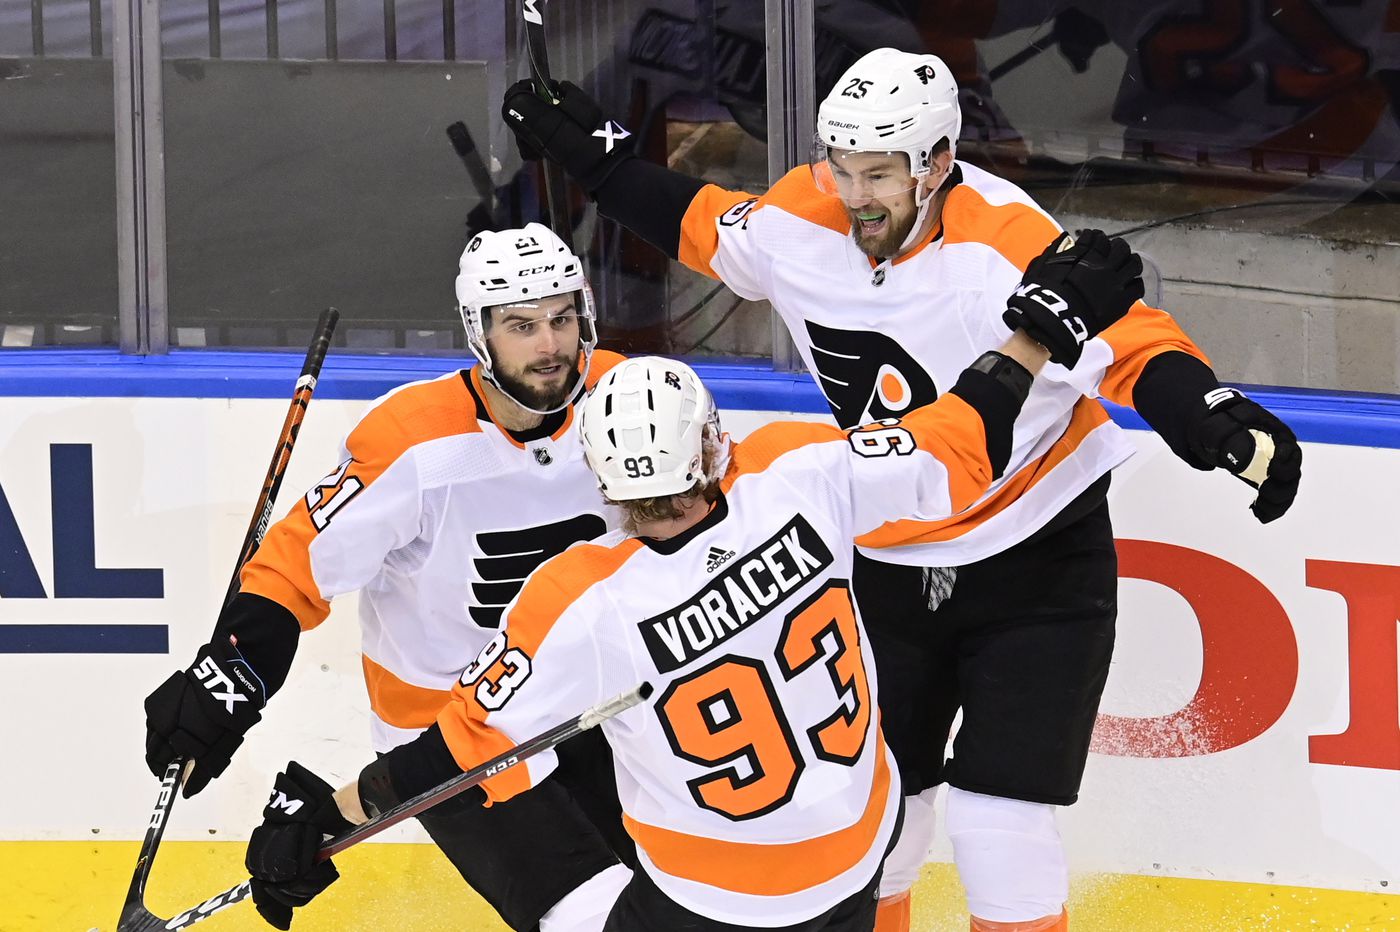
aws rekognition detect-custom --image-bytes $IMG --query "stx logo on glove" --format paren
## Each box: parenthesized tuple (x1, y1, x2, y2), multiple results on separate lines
(1011, 283, 1086, 345)
(592, 120, 631, 153)
(192, 655, 251, 715)
(1204, 387, 1242, 409)
(267, 790, 305, 816)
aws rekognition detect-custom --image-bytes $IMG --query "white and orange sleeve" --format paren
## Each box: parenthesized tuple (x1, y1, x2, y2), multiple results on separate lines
(435, 539, 644, 803)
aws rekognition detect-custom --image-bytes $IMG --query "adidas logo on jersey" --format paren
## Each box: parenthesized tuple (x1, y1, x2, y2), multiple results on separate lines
(641, 516, 834, 673)
(705, 546, 736, 573)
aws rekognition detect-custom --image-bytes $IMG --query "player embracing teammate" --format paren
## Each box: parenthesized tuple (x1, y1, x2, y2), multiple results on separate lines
(237, 245, 1145, 929)
(501, 46, 1301, 931)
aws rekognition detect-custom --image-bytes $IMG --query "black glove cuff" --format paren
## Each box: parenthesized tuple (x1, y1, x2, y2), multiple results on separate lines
(1131, 351, 1223, 469)
(594, 159, 707, 259)
(949, 352, 1033, 479)
(214, 592, 301, 698)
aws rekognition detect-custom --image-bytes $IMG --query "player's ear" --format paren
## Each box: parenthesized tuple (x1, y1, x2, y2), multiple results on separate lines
(924, 149, 954, 195)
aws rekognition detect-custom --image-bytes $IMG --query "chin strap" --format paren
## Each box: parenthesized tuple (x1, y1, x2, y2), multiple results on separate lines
(485, 351, 593, 417)
(897, 161, 948, 254)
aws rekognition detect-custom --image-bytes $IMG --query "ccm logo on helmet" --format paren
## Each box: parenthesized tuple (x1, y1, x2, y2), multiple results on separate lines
(518, 265, 556, 276)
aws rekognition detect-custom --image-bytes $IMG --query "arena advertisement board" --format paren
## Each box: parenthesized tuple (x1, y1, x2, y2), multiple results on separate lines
(0, 357, 1395, 915)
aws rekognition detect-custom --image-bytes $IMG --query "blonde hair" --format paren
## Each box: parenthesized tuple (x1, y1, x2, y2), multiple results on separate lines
(610, 424, 729, 534)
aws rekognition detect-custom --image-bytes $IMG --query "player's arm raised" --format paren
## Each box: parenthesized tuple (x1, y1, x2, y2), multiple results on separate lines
(1110, 329, 1302, 524)
(1027, 235, 1303, 524)
(143, 408, 425, 798)
(501, 79, 772, 297)
(850, 230, 1142, 530)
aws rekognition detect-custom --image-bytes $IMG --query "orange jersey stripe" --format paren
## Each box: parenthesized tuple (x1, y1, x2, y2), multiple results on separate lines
(435, 701, 536, 803)
(467, 349, 626, 450)
(437, 537, 646, 800)
(623, 734, 893, 897)
(894, 391, 995, 514)
(941, 182, 1060, 273)
(361, 654, 453, 730)
(585, 348, 627, 389)
(856, 397, 1109, 549)
(721, 420, 844, 494)
(722, 394, 993, 515)
(678, 168, 849, 278)
(1096, 302, 1212, 406)
(240, 372, 482, 630)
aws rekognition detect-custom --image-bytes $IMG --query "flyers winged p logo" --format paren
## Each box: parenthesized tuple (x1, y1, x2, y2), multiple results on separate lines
(805, 320, 938, 429)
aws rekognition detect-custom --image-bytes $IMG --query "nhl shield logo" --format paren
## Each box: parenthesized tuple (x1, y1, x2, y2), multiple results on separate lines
(532, 447, 553, 466)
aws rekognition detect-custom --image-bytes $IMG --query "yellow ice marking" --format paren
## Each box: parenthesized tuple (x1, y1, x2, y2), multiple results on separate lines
(3, 843, 1394, 931)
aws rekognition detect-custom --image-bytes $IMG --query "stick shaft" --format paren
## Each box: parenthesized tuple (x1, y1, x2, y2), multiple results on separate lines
(131, 684, 650, 930)
(223, 307, 340, 607)
(521, 0, 574, 252)
(118, 312, 340, 932)
(321, 683, 650, 858)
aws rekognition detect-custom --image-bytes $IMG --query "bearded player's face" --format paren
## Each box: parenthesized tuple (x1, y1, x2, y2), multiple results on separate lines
(832, 151, 922, 258)
(485, 292, 583, 410)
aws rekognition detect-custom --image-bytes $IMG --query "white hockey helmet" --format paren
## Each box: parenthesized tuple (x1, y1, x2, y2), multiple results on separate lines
(812, 48, 962, 200)
(455, 222, 598, 410)
(578, 357, 727, 501)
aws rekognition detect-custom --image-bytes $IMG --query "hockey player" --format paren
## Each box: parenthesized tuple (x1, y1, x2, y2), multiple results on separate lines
(142, 223, 635, 931)
(500, 48, 1303, 932)
(237, 229, 1146, 930)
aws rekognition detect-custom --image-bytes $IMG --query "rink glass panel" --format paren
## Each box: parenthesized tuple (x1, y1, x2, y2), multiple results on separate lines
(0, 1, 118, 349)
(2, 0, 1398, 391)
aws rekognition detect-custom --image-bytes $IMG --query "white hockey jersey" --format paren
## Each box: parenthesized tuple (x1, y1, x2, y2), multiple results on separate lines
(677, 161, 1210, 566)
(436, 392, 1000, 925)
(240, 354, 625, 752)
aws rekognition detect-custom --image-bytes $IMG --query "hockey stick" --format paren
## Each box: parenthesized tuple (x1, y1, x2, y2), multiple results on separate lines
(126, 682, 653, 931)
(446, 121, 496, 207)
(222, 307, 340, 609)
(520, 0, 575, 251)
(117, 307, 341, 932)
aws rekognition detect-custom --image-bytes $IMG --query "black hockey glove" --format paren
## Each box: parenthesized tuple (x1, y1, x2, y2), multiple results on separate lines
(246, 761, 353, 930)
(144, 637, 266, 797)
(1003, 229, 1145, 368)
(1185, 387, 1302, 524)
(501, 78, 636, 195)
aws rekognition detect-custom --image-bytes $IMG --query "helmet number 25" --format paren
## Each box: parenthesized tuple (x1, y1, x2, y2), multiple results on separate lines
(841, 78, 873, 99)
(655, 581, 871, 821)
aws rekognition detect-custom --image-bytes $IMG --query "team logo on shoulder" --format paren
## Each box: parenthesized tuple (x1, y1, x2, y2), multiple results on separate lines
(804, 320, 938, 429)
(719, 198, 758, 229)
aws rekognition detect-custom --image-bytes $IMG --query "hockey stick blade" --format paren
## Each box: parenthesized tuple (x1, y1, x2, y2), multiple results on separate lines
(116, 761, 254, 931)
(138, 682, 652, 930)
